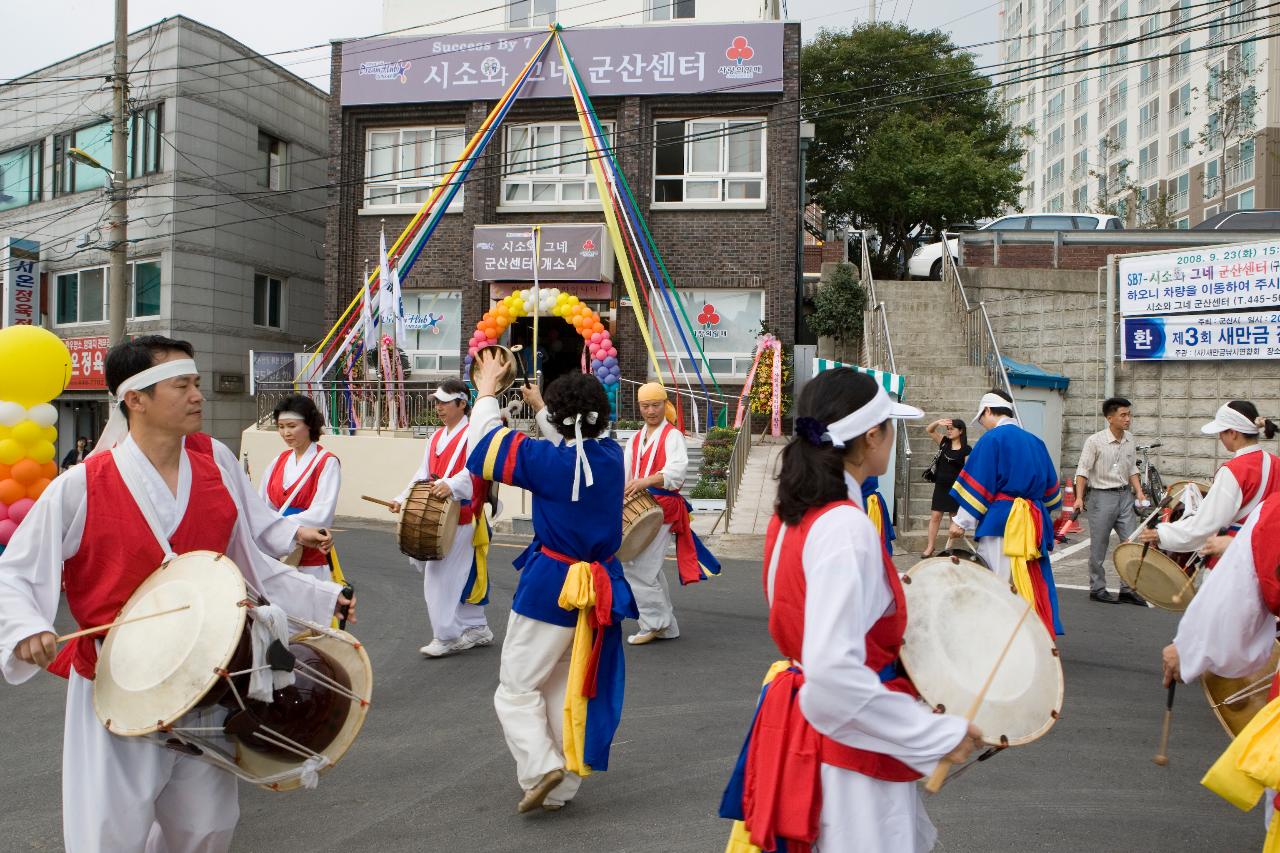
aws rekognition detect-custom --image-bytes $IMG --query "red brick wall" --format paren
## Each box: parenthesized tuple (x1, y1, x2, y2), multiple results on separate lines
(963, 240, 1201, 271)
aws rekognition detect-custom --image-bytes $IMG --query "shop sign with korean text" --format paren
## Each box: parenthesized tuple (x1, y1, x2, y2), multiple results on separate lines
(473, 224, 613, 281)
(1122, 310, 1280, 360)
(65, 336, 109, 390)
(2, 238, 40, 327)
(341, 22, 784, 105)
(1118, 239, 1280, 316)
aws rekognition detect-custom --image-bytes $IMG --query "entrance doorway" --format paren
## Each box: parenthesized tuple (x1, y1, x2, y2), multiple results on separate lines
(509, 316, 584, 388)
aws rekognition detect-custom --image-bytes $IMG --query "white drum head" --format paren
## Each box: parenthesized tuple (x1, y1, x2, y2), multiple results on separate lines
(900, 557, 1063, 747)
(95, 551, 249, 736)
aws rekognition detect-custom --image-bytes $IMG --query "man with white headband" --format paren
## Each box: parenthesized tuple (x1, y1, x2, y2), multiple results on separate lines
(389, 378, 492, 657)
(1138, 400, 1280, 560)
(466, 352, 636, 815)
(0, 335, 349, 851)
(621, 382, 720, 646)
(949, 388, 1065, 636)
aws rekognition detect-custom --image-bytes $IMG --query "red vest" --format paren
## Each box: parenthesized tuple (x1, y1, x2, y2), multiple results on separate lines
(1224, 450, 1280, 528)
(265, 446, 337, 567)
(49, 433, 238, 680)
(429, 423, 481, 525)
(763, 500, 921, 780)
(629, 422, 678, 486)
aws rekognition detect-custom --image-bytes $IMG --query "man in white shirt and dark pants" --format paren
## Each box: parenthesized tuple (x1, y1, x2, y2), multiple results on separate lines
(1074, 396, 1149, 605)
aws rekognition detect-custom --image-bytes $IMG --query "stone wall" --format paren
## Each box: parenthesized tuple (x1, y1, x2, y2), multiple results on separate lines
(965, 266, 1280, 482)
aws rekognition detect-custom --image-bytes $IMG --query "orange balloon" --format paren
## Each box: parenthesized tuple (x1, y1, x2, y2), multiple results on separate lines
(0, 478, 24, 505)
(0, 463, 10, 482)
(10, 459, 40, 486)
(26, 478, 50, 500)
(591, 322, 604, 334)
(40, 461, 57, 479)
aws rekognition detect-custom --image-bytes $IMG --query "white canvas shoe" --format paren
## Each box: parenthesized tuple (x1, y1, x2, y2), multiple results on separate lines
(419, 638, 454, 658)
(462, 625, 494, 647)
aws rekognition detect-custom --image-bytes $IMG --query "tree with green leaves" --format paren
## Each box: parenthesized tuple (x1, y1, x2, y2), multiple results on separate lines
(806, 263, 867, 362)
(802, 24, 1025, 276)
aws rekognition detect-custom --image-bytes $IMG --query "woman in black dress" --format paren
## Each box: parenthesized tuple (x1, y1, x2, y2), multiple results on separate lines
(922, 418, 970, 556)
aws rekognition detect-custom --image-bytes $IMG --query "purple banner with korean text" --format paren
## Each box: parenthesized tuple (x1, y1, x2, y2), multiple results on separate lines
(1122, 310, 1280, 361)
(473, 224, 614, 282)
(1118, 239, 1280, 316)
(340, 23, 784, 105)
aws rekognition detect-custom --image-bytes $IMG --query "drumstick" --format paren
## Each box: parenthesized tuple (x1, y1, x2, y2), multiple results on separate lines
(55, 605, 191, 643)
(361, 495, 397, 509)
(1170, 557, 1206, 606)
(925, 598, 1034, 794)
(1153, 682, 1176, 766)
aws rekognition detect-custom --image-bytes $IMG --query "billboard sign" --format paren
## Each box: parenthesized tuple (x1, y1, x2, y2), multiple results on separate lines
(1118, 239, 1280, 316)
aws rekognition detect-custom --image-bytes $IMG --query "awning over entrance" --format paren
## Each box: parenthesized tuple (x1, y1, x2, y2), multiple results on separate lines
(813, 358, 906, 399)
(1001, 356, 1069, 391)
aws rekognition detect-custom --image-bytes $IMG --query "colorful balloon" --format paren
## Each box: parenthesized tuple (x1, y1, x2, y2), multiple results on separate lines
(0, 326, 72, 407)
(11, 420, 41, 446)
(10, 459, 40, 486)
(0, 520, 16, 547)
(29, 441, 55, 465)
(7, 498, 33, 526)
(26, 478, 50, 501)
(0, 478, 24, 505)
(27, 403, 57, 427)
(0, 439, 22, 466)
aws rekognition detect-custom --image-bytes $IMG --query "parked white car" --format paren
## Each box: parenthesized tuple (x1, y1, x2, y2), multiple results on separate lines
(908, 212, 1124, 279)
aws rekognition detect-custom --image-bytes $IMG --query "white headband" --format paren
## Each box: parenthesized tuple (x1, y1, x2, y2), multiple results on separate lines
(823, 386, 923, 448)
(88, 358, 201, 458)
(972, 392, 1013, 424)
(432, 387, 468, 403)
(558, 411, 600, 501)
(1201, 403, 1261, 435)
(276, 412, 306, 422)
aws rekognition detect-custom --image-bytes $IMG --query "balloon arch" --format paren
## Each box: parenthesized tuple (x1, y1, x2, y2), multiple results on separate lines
(465, 287, 620, 390)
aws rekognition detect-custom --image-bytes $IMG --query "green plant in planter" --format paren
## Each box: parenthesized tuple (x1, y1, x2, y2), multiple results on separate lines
(614, 419, 645, 430)
(690, 477, 727, 499)
(706, 426, 738, 443)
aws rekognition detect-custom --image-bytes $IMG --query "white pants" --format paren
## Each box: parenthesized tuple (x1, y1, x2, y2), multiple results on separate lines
(493, 612, 583, 805)
(814, 765, 937, 853)
(976, 536, 1010, 583)
(64, 670, 238, 853)
(412, 520, 487, 642)
(622, 523, 680, 637)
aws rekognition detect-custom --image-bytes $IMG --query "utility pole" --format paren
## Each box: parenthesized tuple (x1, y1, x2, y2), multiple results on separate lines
(108, 0, 128, 344)
(867, 0, 876, 22)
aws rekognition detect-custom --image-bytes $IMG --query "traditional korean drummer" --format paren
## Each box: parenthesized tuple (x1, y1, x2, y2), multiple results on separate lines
(389, 379, 492, 658)
(0, 336, 351, 853)
(621, 382, 720, 646)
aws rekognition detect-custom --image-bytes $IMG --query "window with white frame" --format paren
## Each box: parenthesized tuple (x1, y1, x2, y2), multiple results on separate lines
(653, 119, 765, 205)
(501, 122, 613, 205)
(52, 260, 162, 325)
(1227, 187, 1255, 211)
(365, 126, 465, 209)
(253, 273, 284, 329)
(402, 290, 463, 373)
(507, 0, 555, 26)
(648, 289, 764, 377)
(648, 0, 695, 20)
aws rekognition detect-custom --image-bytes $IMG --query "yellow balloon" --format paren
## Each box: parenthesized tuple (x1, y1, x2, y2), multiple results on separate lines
(12, 420, 41, 447)
(0, 439, 22, 466)
(0, 426, 10, 440)
(0, 326, 72, 407)
(29, 440, 55, 465)
(41, 425, 57, 442)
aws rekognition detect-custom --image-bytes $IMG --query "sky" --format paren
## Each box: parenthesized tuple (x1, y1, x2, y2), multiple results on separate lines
(0, 0, 1000, 86)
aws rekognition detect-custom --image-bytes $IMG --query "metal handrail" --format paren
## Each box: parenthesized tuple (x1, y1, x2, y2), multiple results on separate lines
(940, 232, 1021, 423)
(722, 409, 756, 531)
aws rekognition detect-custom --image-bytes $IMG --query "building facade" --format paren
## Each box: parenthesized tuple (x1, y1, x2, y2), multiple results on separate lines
(999, 0, 1280, 227)
(0, 16, 328, 453)
(326, 3, 799, 413)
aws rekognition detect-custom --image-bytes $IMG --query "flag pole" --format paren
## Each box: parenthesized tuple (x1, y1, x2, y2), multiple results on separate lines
(532, 224, 542, 387)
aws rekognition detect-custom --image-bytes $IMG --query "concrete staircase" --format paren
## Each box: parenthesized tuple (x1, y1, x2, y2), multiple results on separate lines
(726, 438, 785, 537)
(875, 279, 993, 555)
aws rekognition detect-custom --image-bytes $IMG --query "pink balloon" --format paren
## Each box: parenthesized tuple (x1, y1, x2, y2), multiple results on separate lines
(0, 519, 15, 546)
(7, 498, 32, 525)
(607, 347, 618, 358)
(590, 332, 602, 343)
(0, 503, 8, 521)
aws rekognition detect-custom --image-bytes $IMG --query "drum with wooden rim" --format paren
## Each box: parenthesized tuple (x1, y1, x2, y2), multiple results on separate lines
(900, 556, 1063, 748)
(398, 481, 460, 562)
(617, 490, 665, 562)
(1202, 641, 1280, 738)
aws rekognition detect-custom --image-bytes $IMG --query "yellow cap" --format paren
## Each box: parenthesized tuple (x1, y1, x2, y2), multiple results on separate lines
(637, 382, 668, 403)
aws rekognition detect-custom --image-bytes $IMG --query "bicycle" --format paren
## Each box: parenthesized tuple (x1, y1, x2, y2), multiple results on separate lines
(1137, 442, 1165, 505)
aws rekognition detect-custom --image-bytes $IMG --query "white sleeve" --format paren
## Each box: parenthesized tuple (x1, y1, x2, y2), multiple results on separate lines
(535, 408, 563, 444)
(0, 469, 88, 684)
(1157, 467, 1242, 553)
(224, 514, 341, 628)
(1174, 509, 1276, 682)
(797, 508, 969, 773)
(259, 456, 278, 505)
(467, 397, 504, 452)
(282, 459, 340, 530)
(954, 507, 977, 531)
(396, 440, 433, 504)
(622, 437, 634, 481)
(212, 440, 298, 559)
(661, 431, 688, 490)
(445, 460, 473, 502)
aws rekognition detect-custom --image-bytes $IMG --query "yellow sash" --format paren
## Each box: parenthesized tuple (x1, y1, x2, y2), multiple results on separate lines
(1003, 498, 1042, 609)
(466, 509, 490, 605)
(1203, 695, 1280, 851)
(557, 561, 598, 778)
(866, 494, 884, 540)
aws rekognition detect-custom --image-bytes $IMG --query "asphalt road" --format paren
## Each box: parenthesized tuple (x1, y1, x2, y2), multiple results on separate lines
(0, 522, 1264, 852)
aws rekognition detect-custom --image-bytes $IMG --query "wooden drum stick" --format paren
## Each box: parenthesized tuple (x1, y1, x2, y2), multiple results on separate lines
(1153, 682, 1177, 766)
(361, 495, 397, 509)
(56, 604, 191, 643)
(925, 598, 1035, 793)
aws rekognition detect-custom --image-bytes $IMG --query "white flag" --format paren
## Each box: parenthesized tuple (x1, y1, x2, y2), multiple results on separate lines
(378, 230, 397, 345)
(360, 271, 377, 355)
(391, 261, 407, 349)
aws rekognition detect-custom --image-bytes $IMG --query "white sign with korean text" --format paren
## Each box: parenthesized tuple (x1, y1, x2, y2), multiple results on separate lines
(1118, 239, 1280, 316)
(1121, 310, 1280, 360)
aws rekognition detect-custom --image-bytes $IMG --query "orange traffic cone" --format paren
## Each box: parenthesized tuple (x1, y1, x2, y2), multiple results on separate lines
(1054, 482, 1084, 542)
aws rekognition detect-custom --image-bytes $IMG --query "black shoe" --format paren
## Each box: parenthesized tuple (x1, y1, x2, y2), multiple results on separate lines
(1090, 590, 1119, 603)
(1118, 589, 1149, 607)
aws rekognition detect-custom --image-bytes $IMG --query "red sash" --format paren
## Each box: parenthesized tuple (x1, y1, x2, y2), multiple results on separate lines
(539, 545, 614, 697)
(265, 446, 336, 567)
(50, 433, 238, 680)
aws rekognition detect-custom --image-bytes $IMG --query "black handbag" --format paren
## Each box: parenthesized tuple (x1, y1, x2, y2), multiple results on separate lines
(922, 449, 941, 483)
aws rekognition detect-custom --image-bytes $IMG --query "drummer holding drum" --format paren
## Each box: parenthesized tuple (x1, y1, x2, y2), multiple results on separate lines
(389, 379, 493, 658)
(0, 336, 351, 853)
